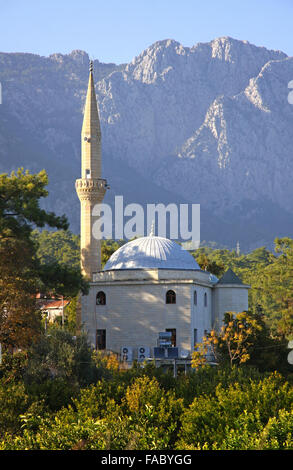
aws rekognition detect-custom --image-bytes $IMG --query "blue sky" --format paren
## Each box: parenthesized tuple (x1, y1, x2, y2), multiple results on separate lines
(1, 0, 292, 64)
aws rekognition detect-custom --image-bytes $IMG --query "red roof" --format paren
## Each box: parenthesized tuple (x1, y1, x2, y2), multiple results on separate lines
(40, 300, 70, 310)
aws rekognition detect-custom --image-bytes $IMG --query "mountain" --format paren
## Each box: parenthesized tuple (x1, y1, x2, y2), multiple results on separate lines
(0, 38, 292, 250)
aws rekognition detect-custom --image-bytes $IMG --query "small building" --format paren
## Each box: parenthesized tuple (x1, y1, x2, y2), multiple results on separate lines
(39, 298, 70, 324)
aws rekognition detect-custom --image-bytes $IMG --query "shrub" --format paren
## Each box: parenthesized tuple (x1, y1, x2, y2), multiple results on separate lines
(176, 372, 293, 449)
(0, 380, 30, 437)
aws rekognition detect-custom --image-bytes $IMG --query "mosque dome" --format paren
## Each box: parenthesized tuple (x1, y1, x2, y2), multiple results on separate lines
(103, 235, 200, 271)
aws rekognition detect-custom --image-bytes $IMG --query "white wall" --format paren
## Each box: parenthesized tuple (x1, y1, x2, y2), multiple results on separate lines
(81, 276, 249, 357)
(212, 285, 249, 330)
(83, 282, 195, 354)
(191, 285, 212, 351)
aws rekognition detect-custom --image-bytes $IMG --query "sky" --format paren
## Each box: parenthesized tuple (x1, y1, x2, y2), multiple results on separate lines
(0, 0, 292, 64)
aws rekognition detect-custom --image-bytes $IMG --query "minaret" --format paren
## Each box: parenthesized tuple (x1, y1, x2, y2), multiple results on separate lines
(75, 60, 108, 280)
(236, 241, 240, 257)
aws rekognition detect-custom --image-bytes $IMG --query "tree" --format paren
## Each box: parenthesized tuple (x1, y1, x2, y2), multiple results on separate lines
(176, 372, 293, 450)
(217, 311, 265, 367)
(192, 242, 292, 341)
(260, 238, 293, 338)
(0, 168, 68, 240)
(101, 240, 123, 268)
(194, 251, 225, 277)
(190, 342, 210, 370)
(0, 168, 88, 350)
(31, 229, 80, 270)
(192, 310, 265, 369)
(0, 236, 42, 349)
(24, 329, 100, 391)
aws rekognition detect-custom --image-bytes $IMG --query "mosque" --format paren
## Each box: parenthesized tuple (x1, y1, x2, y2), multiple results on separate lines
(75, 62, 249, 362)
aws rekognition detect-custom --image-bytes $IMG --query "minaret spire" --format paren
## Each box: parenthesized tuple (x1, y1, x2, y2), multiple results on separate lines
(81, 59, 101, 180)
(75, 60, 108, 280)
(149, 220, 155, 237)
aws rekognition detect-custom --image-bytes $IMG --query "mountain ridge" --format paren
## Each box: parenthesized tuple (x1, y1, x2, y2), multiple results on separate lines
(0, 36, 292, 250)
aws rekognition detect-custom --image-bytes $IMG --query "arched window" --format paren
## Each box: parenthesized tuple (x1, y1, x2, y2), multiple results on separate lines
(204, 292, 207, 307)
(96, 291, 106, 305)
(166, 290, 176, 304)
(194, 290, 197, 305)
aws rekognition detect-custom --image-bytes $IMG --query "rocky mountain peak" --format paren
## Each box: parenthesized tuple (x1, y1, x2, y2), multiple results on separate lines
(1, 37, 292, 249)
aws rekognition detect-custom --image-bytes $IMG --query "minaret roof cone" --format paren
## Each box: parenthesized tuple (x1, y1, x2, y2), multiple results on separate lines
(82, 60, 101, 138)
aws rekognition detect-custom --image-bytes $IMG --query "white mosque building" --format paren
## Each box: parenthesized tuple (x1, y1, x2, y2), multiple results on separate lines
(76, 62, 249, 362)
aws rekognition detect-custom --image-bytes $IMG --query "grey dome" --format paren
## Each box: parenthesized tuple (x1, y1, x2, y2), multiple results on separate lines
(104, 235, 200, 271)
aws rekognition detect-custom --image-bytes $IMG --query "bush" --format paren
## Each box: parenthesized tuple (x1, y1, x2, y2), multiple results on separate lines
(122, 376, 184, 449)
(176, 371, 293, 449)
(214, 409, 293, 450)
(0, 348, 292, 450)
(0, 380, 30, 438)
(0, 376, 184, 450)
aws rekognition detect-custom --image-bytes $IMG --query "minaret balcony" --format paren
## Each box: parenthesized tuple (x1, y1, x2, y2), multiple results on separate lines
(75, 177, 108, 201)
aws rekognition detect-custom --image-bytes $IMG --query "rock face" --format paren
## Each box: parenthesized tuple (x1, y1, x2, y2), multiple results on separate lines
(0, 37, 292, 249)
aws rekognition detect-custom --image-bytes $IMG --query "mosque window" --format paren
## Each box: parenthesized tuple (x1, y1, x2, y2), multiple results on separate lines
(194, 290, 197, 305)
(204, 292, 207, 307)
(166, 328, 176, 347)
(96, 329, 106, 350)
(166, 290, 176, 304)
(193, 329, 198, 347)
(96, 291, 106, 305)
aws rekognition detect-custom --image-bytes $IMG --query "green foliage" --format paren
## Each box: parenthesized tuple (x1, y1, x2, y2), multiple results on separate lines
(31, 229, 88, 297)
(193, 309, 270, 368)
(176, 371, 293, 450)
(0, 375, 184, 450)
(0, 168, 68, 240)
(254, 237, 293, 338)
(0, 381, 30, 437)
(23, 329, 101, 391)
(101, 239, 124, 268)
(31, 232, 123, 296)
(122, 376, 184, 449)
(216, 408, 293, 450)
(38, 261, 89, 297)
(0, 168, 88, 348)
(0, 408, 111, 450)
(0, 236, 42, 349)
(63, 295, 79, 334)
(193, 238, 293, 340)
(173, 365, 265, 407)
(194, 250, 225, 276)
(1, 363, 292, 450)
(32, 231, 123, 272)
(31, 229, 80, 270)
